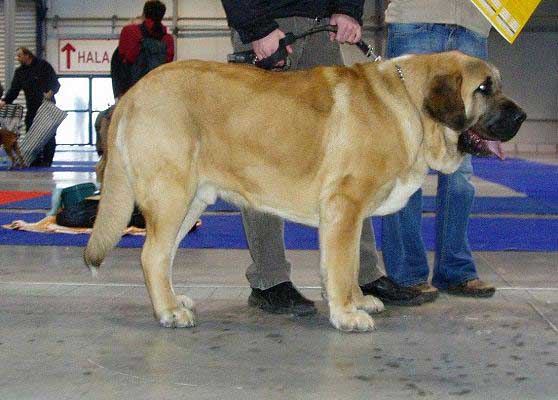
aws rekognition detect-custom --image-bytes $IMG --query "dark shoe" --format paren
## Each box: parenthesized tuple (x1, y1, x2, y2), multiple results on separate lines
(360, 276, 426, 306)
(248, 281, 317, 316)
(443, 279, 496, 298)
(409, 282, 439, 303)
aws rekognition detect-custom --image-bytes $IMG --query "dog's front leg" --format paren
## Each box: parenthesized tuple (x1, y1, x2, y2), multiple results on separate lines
(319, 194, 376, 332)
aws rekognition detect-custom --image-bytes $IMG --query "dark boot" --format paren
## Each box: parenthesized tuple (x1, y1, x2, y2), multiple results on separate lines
(248, 281, 316, 316)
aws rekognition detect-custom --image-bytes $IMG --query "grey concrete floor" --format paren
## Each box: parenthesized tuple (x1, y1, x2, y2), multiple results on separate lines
(0, 148, 557, 399)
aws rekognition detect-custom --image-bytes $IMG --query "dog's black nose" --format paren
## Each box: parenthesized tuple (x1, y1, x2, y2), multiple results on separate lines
(514, 109, 527, 125)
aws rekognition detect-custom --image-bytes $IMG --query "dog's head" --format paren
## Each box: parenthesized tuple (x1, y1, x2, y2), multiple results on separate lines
(421, 51, 526, 169)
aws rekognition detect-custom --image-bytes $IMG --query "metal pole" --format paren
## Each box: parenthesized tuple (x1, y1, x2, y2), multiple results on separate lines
(4, 0, 16, 87)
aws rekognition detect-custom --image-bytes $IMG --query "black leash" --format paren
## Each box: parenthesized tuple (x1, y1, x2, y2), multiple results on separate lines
(227, 25, 381, 70)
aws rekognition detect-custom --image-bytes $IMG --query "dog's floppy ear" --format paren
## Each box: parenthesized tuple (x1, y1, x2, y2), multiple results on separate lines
(423, 73, 466, 131)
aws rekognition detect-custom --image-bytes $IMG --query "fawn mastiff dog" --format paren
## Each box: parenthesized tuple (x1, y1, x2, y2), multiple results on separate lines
(85, 51, 525, 332)
(0, 128, 25, 168)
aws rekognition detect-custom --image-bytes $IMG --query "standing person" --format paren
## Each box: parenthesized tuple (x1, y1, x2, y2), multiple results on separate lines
(221, 0, 427, 316)
(0, 47, 60, 167)
(381, 0, 496, 298)
(116, 0, 174, 98)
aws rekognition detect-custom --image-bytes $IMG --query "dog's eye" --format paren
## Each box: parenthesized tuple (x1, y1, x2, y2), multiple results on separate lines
(476, 79, 492, 95)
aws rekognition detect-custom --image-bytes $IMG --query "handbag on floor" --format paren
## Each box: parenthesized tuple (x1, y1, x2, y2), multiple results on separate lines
(18, 100, 67, 166)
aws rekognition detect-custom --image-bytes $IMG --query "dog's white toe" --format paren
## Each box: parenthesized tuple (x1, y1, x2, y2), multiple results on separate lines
(159, 305, 196, 328)
(330, 309, 375, 332)
(356, 295, 385, 314)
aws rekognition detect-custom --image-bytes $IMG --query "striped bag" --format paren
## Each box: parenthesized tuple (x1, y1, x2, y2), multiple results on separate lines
(18, 100, 67, 166)
(0, 104, 24, 132)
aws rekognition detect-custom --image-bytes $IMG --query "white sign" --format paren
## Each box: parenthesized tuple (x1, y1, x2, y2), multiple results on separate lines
(58, 39, 118, 74)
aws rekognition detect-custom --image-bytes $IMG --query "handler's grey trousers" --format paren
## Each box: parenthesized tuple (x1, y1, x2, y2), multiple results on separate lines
(232, 16, 384, 290)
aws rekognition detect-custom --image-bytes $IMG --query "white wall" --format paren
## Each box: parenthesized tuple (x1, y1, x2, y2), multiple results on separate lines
(44, 0, 558, 152)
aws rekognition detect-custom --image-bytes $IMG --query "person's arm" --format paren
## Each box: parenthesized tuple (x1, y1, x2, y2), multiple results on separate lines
(221, 0, 278, 44)
(118, 24, 143, 64)
(1, 70, 23, 105)
(43, 61, 60, 99)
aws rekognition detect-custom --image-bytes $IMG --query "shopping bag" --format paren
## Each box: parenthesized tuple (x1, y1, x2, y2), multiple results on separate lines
(18, 101, 67, 166)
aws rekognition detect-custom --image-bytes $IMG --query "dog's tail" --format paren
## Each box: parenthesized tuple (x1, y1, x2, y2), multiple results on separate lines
(84, 111, 134, 277)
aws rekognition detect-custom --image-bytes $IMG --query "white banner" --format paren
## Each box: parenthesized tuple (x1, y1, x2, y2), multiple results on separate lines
(58, 39, 118, 74)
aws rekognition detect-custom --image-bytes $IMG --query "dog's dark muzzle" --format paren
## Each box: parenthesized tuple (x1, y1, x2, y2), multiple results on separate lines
(458, 101, 526, 159)
(484, 101, 527, 142)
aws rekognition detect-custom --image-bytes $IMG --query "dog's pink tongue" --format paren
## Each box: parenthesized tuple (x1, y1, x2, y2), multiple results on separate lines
(486, 140, 505, 160)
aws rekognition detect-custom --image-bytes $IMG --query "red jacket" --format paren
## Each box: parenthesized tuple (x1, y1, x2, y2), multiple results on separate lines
(119, 18, 174, 64)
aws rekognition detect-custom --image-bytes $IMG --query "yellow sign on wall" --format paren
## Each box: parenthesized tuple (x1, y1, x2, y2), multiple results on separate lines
(470, 0, 543, 43)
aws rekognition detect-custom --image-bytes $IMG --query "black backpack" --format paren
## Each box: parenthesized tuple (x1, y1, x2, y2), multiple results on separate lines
(110, 47, 130, 98)
(129, 23, 167, 86)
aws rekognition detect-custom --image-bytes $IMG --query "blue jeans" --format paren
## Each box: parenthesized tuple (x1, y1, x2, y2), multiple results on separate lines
(381, 23, 488, 289)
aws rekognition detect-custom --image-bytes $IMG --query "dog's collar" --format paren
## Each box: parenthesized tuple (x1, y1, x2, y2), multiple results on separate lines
(395, 64, 404, 81)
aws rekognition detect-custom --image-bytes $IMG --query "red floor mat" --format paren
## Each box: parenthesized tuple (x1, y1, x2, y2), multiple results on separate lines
(0, 191, 50, 206)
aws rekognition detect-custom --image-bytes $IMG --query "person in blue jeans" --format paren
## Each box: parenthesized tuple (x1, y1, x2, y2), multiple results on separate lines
(382, 1, 496, 299)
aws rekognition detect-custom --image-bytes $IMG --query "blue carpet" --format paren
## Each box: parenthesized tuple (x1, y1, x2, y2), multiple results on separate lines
(1, 212, 556, 251)
(1, 158, 557, 215)
(3, 194, 556, 215)
(2, 193, 558, 215)
(472, 157, 558, 202)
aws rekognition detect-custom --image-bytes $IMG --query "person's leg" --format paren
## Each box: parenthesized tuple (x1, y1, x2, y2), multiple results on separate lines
(25, 114, 43, 167)
(381, 23, 445, 291)
(42, 135, 56, 166)
(231, 18, 316, 314)
(242, 208, 292, 289)
(382, 189, 429, 286)
(432, 155, 478, 288)
(301, 20, 426, 306)
(431, 26, 494, 297)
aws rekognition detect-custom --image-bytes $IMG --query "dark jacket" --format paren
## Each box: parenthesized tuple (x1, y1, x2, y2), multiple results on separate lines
(3, 57, 60, 120)
(222, 0, 365, 44)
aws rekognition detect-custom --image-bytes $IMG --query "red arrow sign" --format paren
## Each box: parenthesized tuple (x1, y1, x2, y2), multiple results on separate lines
(61, 43, 76, 69)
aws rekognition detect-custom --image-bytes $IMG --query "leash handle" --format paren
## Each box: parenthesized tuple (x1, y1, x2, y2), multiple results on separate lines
(227, 25, 381, 69)
(254, 32, 297, 70)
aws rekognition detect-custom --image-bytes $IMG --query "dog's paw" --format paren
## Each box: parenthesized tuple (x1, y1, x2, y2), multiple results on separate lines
(329, 309, 375, 332)
(158, 299, 196, 329)
(355, 295, 385, 314)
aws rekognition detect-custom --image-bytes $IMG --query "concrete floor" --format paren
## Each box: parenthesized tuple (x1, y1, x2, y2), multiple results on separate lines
(0, 148, 557, 399)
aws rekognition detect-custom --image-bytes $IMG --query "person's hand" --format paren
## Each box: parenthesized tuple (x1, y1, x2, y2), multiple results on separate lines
(0, 100, 5, 108)
(329, 14, 362, 44)
(252, 29, 293, 66)
(43, 90, 54, 100)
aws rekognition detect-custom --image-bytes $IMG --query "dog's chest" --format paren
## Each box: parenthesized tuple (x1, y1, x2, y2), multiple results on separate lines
(372, 173, 425, 216)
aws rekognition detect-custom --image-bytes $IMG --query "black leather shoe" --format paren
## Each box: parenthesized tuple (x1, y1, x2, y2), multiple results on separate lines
(248, 281, 317, 316)
(360, 276, 426, 306)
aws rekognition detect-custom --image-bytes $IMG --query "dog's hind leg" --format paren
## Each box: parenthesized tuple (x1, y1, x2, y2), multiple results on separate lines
(170, 196, 208, 314)
(139, 180, 199, 328)
(320, 194, 376, 332)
